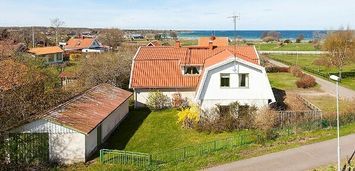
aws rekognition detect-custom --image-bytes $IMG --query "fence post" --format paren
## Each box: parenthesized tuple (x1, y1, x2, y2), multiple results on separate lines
(99, 149, 103, 163)
(148, 153, 152, 166)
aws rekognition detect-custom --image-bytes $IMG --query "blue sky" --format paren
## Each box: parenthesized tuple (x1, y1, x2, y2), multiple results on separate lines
(0, 0, 354, 30)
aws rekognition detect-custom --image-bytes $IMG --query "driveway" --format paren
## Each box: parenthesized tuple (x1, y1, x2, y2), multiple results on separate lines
(204, 134, 355, 171)
(268, 59, 355, 99)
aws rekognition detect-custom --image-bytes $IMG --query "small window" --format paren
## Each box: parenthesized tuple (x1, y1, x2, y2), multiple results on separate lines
(56, 53, 63, 61)
(239, 74, 249, 87)
(47, 55, 55, 63)
(220, 73, 230, 87)
(184, 66, 200, 75)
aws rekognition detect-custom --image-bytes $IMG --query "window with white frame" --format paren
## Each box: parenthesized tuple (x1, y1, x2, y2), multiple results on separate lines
(238, 73, 249, 88)
(220, 73, 230, 87)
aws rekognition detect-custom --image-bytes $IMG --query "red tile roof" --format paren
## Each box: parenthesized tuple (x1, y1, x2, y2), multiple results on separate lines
(130, 45, 259, 89)
(28, 46, 63, 55)
(46, 84, 132, 134)
(147, 40, 161, 47)
(65, 37, 97, 50)
(198, 37, 229, 46)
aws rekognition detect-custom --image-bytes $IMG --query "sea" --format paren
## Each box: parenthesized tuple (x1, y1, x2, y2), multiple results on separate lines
(178, 30, 328, 41)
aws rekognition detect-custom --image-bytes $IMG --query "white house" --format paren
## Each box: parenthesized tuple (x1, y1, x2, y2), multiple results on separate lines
(65, 36, 106, 53)
(129, 37, 275, 110)
(9, 84, 132, 164)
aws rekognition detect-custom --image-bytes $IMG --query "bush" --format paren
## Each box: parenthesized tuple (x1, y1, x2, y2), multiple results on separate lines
(284, 39, 292, 43)
(171, 93, 183, 108)
(296, 75, 316, 88)
(289, 66, 304, 77)
(266, 67, 289, 73)
(177, 104, 200, 128)
(254, 107, 279, 132)
(197, 102, 257, 133)
(146, 91, 170, 110)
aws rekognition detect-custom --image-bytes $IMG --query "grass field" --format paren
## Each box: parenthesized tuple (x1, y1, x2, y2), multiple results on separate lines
(268, 54, 355, 90)
(267, 72, 320, 90)
(267, 72, 299, 90)
(255, 43, 318, 51)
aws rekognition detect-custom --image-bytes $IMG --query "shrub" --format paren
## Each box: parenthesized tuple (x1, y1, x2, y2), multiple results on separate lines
(284, 39, 292, 43)
(254, 107, 279, 130)
(289, 66, 304, 77)
(146, 91, 170, 110)
(171, 93, 183, 108)
(197, 102, 257, 133)
(296, 75, 316, 88)
(266, 67, 289, 73)
(177, 104, 200, 128)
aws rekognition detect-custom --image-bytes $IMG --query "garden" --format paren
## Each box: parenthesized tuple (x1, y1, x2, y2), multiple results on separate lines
(62, 83, 355, 170)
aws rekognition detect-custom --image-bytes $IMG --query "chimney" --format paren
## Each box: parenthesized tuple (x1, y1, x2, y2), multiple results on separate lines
(175, 40, 181, 48)
(208, 40, 213, 50)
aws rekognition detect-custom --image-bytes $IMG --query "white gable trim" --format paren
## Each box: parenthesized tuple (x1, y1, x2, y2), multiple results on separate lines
(253, 45, 261, 65)
(195, 56, 265, 101)
(129, 46, 142, 89)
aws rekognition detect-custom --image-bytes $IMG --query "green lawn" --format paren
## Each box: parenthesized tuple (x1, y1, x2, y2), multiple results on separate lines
(105, 108, 244, 153)
(267, 72, 298, 90)
(268, 54, 355, 90)
(61, 106, 355, 171)
(255, 43, 318, 51)
(267, 72, 320, 90)
(268, 54, 355, 73)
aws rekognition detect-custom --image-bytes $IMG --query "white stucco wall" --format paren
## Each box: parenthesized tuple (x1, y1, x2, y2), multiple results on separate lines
(101, 100, 129, 141)
(11, 119, 86, 164)
(134, 88, 195, 108)
(198, 61, 275, 110)
(85, 127, 97, 158)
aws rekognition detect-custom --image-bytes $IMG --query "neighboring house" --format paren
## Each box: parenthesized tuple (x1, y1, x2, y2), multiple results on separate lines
(28, 46, 64, 64)
(146, 40, 161, 47)
(9, 84, 132, 164)
(128, 34, 144, 40)
(198, 36, 229, 47)
(129, 37, 275, 110)
(65, 37, 105, 53)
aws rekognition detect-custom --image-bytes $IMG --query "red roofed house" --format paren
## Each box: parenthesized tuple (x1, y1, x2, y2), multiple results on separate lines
(10, 84, 132, 164)
(28, 46, 64, 63)
(65, 36, 105, 53)
(129, 37, 275, 109)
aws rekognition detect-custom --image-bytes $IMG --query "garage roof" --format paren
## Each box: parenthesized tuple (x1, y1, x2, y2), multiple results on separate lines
(46, 84, 132, 134)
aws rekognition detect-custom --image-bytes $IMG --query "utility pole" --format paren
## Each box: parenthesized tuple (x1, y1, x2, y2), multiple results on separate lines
(228, 14, 240, 46)
(228, 13, 240, 72)
(32, 27, 35, 48)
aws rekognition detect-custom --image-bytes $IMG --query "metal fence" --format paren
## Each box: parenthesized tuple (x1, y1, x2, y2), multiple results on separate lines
(1, 133, 49, 164)
(99, 134, 255, 167)
(152, 134, 252, 164)
(100, 149, 151, 167)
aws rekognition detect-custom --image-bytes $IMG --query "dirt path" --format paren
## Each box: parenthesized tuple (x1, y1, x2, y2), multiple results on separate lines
(268, 59, 355, 99)
(204, 134, 355, 171)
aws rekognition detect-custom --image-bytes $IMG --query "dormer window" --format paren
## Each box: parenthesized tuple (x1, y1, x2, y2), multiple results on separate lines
(184, 66, 200, 75)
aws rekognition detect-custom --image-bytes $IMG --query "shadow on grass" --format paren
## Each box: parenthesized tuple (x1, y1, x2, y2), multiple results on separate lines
(88, 107, 151, 161)
(272, 88, 287, 110)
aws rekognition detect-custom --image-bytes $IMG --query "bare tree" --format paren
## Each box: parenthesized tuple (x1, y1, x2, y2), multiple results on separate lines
(98, 28, 125, 50)
(76, 47, 135, 89)
(50, 18, 65, 45)
(323, 27, 355, 78)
